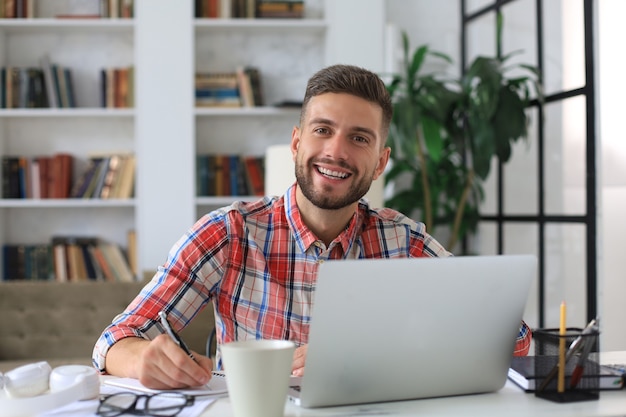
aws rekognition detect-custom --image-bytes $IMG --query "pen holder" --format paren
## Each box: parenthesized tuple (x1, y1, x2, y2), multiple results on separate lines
(533, 327, 600, 403)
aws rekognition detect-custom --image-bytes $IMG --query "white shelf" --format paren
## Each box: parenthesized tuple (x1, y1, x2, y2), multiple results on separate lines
(0, 18, 134, 33)
(0, 109, 135, 118)
(194, 106, 300, 117)
(0, 199, 135, 208)
(194, 18, 326, 33)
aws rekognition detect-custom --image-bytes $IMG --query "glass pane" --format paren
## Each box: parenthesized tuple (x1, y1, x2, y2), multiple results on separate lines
(476, 221, 497, 255)
(503, 223, 539, 328)
(466, 11, 496, 63)
(504, 107, 538, 215)
(542, 0, 586, 96)
(503, 223, 539, 256)
(544, 96, 587, 215)
(543, 223, 587, 329)
(501, 0, 537, 66)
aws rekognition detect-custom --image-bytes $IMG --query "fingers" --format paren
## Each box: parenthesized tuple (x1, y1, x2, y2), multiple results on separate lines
(291, 344, 308, 377)
(137, 334, 213, 390)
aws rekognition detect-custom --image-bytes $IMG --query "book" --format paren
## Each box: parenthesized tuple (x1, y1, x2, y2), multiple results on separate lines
(508, 356, 624, 391)
(115, 154, 135, 199)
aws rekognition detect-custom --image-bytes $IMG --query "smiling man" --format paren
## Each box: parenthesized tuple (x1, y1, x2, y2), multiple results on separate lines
(93, 65, 531, 390)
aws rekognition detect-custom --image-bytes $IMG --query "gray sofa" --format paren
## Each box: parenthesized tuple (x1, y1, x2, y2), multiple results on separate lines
(0, 281, 215, 373)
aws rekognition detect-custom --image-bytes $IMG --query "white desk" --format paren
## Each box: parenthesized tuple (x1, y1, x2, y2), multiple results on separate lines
(201, 352, 626, 417)
(202, 380, 625, 417)
(30, 352, 624, 417)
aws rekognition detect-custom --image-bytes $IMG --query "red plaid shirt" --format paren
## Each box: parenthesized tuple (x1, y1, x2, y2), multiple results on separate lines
(93, 184, 531, 370)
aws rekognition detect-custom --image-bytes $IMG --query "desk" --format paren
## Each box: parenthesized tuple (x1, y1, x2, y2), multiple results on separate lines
(32, 352, 626, 417)
(201, 351, 626, 417)
(201, 380, 625, 417)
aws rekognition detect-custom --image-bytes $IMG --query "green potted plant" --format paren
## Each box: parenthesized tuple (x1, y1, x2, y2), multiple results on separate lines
(384, 14, 541, 252)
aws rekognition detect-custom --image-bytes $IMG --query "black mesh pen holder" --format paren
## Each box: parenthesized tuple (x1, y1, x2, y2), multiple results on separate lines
(533, 327, 600, 403)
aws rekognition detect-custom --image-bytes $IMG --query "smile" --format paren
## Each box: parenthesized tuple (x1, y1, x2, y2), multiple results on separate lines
(317, 166, 350, 179)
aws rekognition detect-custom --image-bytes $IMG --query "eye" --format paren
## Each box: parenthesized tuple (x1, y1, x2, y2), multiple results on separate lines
(314, 127, 330, 135)
(352, 135, 370, 145)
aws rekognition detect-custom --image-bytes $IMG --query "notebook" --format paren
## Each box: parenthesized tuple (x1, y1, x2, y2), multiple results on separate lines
(508, 356, 624, 391)
(289, 254, 536, 408)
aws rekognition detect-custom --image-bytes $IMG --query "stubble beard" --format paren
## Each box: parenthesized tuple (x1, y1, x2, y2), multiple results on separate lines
(295, 158, 373, 210)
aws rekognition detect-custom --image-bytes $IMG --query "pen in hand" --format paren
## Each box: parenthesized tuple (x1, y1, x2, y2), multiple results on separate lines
(158, 310, 197, 362)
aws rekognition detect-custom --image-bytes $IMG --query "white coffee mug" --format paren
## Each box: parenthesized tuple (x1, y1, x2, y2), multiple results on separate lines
(221, 339, 295, 417)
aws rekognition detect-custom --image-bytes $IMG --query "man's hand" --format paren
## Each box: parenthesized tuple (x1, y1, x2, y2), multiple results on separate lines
(106, 335, 213, 390)
(292, 344, 307, 376)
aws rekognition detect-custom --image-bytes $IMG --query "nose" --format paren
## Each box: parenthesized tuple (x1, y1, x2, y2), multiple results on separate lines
(323, 134, 349, 161)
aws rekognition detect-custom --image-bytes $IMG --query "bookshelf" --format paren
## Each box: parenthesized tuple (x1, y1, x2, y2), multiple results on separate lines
(1, 0, 386, 280)
(0, 1, 135, 280)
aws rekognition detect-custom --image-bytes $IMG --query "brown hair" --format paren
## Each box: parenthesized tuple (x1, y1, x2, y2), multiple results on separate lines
(300, 64, 393, 141)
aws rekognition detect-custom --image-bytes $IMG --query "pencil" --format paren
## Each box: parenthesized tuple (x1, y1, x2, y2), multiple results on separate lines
(558, 301, 567, 393)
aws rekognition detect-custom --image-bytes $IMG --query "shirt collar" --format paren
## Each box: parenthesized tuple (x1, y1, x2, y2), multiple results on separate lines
(284, 183, 369, 256)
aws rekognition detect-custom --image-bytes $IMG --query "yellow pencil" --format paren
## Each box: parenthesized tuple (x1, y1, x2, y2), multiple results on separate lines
(558, 301, 567, 393)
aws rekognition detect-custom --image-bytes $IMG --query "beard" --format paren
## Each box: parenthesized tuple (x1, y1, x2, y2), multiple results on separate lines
(295, 157, 374, 210)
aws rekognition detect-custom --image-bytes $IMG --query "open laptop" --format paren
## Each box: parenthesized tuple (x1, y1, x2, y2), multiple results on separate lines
(289, 254, 536, 408)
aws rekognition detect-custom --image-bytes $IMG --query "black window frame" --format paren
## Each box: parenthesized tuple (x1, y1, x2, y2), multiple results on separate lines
(460, 0, 597, 327)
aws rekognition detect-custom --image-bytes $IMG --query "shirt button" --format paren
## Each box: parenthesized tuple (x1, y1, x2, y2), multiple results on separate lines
(317, 259, 324, 264)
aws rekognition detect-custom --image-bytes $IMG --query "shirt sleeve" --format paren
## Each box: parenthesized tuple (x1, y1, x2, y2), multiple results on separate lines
(92, 211, 229, 373)
(513, 320, 532, 356)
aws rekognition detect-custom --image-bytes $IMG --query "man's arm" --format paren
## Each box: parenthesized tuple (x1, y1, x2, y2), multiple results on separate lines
(514, 321, 532, 356)
(106, 335, 213, 389)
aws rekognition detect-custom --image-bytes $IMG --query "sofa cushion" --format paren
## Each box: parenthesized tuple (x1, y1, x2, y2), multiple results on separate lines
(0, 280, 216, 371)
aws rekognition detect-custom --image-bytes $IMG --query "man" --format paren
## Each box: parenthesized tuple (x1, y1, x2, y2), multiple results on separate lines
(93, 64, 531, 390)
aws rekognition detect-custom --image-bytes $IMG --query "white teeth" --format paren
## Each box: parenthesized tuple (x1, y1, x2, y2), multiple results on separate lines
(318, 166, 348, 179)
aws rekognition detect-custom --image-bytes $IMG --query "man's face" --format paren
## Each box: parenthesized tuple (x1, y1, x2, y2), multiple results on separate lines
(291, 93, 389, 210)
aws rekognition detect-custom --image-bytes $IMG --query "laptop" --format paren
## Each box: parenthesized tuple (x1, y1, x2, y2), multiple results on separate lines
(289, 254, 536, 408)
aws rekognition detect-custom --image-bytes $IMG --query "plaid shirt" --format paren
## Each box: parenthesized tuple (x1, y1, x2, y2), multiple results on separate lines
(93, 184, 531, 371)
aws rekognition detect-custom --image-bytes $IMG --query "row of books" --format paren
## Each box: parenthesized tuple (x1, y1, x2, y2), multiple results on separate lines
(195, 67, 264, 108)
(2, 235, 136, 282)
(0, 0, 34, 18)
(1, 61, 76, 109)
(195, 0, 304, 19)
(98, 0, 134, 19)
(1, 153, 135, 200)
(2, 153, 73, 199)
(0, 0, 135, 19)
(196, 154, 265, 197)
(100, 66, 135, 109)
(70, 154, 136, 199)
(2, 58, 134, 109)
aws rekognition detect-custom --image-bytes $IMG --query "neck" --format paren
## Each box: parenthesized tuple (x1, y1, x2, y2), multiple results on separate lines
(295, 186, 357, 247)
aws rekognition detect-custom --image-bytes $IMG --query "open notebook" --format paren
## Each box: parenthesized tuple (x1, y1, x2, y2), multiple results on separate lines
(289, 255, 536, 408)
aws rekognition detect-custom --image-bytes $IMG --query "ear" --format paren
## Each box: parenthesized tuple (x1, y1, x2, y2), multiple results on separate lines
(372, 146, 391, 180)
(290, 126, 300, 162)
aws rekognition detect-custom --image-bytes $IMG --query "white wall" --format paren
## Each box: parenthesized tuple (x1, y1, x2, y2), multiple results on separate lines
(598, 0, 626, 351)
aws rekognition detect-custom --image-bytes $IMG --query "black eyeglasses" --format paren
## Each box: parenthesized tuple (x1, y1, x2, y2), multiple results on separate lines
(97, 391, 195, 417)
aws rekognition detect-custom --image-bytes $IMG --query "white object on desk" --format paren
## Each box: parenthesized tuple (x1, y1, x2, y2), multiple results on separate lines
(102, 373, 228, 396)
(290, 255, 535, 408)
(221, 340, 295, 417)
(0, 365, 98, 417)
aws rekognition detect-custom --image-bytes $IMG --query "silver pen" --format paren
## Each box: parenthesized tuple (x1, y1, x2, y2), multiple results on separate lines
(158, 310, 197, 362)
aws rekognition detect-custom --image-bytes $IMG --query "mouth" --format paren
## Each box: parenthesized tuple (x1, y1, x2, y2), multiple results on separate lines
(316, 165, 352, 180)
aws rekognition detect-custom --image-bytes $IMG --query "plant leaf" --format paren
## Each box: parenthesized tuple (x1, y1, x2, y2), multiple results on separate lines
(421, 116, 444, 163)
(470, 122, 496, 180)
